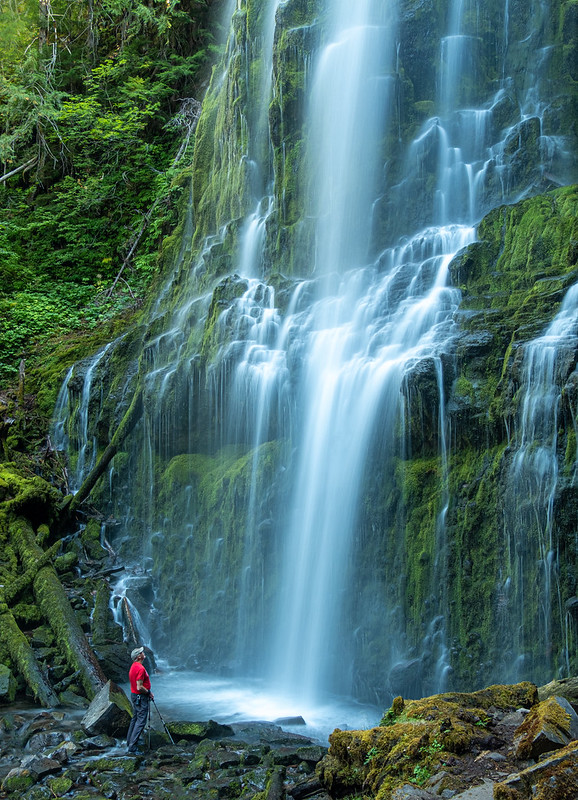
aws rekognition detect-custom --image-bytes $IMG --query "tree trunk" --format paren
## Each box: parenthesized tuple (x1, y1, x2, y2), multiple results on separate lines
(11, 517, 107, 699)
(0, 604, 59, 707)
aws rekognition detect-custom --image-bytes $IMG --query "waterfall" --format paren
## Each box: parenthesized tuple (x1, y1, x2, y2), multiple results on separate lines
(52, 344, 113, 493)
(52, 0, 576, 710)
(500, 284, 578, 681)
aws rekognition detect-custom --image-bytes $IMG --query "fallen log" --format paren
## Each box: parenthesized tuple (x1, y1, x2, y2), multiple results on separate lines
(11, 516, 107, 700)
(62, 387, 143, 516)
(0, 602, 59, 707)
(4, 538, 62, 604)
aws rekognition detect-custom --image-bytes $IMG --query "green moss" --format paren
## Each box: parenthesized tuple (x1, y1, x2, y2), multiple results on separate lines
(396, 456, 442, 628)
(1, 770, 35, 793)
(564, 428, 577, 474)
(80, 518, 105, 561)
(321, 683, 538, 799)
(514, 696, 574, 759)
(11, 603, 41, 625)
(46, 776, 74, 796)
(91, 755, 139, 773)
(200, 275, 249, 365)
(149, 438, 286, 665)
(53, 551, 77, 573)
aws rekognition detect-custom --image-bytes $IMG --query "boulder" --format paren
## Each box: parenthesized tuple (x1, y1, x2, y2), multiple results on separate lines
(265, 766, 286, 800)
(514, 695, 578, 759)
(496, 740, 578, 799)
(0, 663, 17, 703)
(80, 679, 132, 737)
(81, 733, 117, 750)
(58, 689, 89, 708)
(26, 731, 71, 751)
(166, 719, 234, 742)
(1, 767, 36, 793)
(19, 753, 62, 777)
(288, 776, 324, 799)
(539, 676, 578, 711)
(274, 715, 306, 726)
(46, 740, 79, 763)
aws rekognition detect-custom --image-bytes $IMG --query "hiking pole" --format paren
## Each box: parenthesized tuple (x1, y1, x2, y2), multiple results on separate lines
(151, 697, 175, 744)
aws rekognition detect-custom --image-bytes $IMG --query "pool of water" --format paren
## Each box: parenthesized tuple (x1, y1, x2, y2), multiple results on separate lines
(127, 667, 382, 744)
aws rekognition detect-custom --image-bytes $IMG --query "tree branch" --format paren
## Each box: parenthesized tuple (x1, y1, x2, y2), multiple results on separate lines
(0, 158, 38, 184)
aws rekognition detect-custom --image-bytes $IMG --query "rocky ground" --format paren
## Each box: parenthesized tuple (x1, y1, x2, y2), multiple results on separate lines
(1, 679, 577, 800)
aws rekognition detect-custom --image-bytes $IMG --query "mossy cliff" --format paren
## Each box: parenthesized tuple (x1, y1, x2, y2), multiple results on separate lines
(352, 187, 578, 699)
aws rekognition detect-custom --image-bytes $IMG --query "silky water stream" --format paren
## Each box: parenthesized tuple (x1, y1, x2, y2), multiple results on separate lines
(52, 0, 576, 733)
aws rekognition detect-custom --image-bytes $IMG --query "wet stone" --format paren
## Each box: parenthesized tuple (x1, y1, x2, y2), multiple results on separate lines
(46, 740, 80, 763)
(275, 716, 307, 726)
(25, 731, 71, 752)
(19, 754, 62, 777)
(80, 734, 117, 750)
(22, 786, 53, 799)
(1, 766, 37, 793)
(288, 774, 324, 799)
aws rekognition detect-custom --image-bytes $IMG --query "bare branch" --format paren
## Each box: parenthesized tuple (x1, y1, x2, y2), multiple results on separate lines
(0, 158, 38, 183)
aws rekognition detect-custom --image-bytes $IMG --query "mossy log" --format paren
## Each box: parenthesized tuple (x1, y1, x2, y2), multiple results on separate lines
(3, 538, 62, 604)
(10, 516, 107, 699)
(0, 602, 59, 707)
(63, 387, 143, 516)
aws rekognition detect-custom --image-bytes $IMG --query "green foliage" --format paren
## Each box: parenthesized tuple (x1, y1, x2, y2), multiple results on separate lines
(0, 0, 220, 386)
(412, 763, 431, 785)
(420, 736, 444, 756)
(0, 283, 133, 380)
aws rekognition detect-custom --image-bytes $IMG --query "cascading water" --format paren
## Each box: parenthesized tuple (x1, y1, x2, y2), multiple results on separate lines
(499, 284, 578, 681)
(53, 0, 576, 727)
(52, 343, 113, 492)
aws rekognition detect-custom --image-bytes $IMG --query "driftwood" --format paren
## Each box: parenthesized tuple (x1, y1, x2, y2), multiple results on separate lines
(11, 516, 107, 699)
(62, 387, 143, 517)
(0, 601, 60, 708)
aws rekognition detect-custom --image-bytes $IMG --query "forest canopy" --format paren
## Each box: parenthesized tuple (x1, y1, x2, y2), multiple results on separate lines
(0, 0, 223, 383)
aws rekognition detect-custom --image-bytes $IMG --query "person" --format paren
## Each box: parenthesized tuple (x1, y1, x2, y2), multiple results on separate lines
(126, 646, 153, 753)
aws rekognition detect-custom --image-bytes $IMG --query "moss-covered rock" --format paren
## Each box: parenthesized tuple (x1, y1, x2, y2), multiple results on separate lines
(318, 682, 539, 799)
(0, 663, 17, 703)
(496, 739, 578, 800)
(514, 695, 578, 759)
(166, 719, 235, 742)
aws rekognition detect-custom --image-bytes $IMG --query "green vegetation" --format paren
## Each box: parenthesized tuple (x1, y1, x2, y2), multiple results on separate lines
(0, 0, 223, 384)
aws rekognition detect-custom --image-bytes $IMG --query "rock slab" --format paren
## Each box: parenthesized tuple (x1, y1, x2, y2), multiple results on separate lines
(80, 679, 132, 737)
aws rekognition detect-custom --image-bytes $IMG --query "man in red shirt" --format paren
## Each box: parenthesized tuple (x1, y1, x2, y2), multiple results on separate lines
(126, 646, 153, 753)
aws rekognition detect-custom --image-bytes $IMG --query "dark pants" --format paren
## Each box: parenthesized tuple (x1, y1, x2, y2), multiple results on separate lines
(126, 693, 149, 750)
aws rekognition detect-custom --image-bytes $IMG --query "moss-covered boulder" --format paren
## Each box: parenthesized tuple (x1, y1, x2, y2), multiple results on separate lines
(0, 663, 17, 703)
(514, 696, 578, 759)
(167, 719, 235, 742)
(317, 683, 539, 799)
(496, 740, 578, 800)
